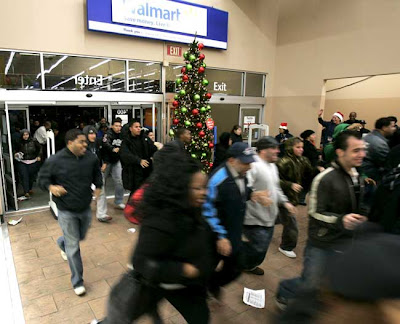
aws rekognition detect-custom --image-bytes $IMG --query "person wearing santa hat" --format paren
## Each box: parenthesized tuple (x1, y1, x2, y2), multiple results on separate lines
(318, 109, 343, 147)
(275, 123, 293, 144)
(276, 123, 294, 157)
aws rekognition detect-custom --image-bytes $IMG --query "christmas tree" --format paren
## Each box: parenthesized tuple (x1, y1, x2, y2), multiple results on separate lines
(171, 39, 215, 172)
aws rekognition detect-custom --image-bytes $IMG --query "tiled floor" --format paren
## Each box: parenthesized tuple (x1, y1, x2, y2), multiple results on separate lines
(7, 201, 308, 324)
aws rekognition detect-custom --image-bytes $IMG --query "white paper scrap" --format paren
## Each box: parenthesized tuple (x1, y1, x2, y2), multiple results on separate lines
(127, 228, 137, 234)
(243, 288, 265, 308)
(8, 217, 23, 226)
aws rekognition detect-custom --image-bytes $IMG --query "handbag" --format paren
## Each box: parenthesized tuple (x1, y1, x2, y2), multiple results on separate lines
(103, 270, 161, 323)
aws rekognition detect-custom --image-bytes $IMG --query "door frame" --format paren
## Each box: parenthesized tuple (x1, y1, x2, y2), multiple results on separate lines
(4, 104, 31, 211)
(0, 90, 163, 214)
(238, 104, 263, 126)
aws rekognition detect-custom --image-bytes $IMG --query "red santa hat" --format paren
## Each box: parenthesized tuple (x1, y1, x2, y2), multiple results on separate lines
(332, 112, 344, 122)
(279, 122, 288, 130)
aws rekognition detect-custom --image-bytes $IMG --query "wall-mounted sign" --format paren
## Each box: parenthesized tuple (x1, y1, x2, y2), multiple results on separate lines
(244, 116, 256, 125)
(167, 45, 182, 57)
(75, 75, 103, 88)
(87, 0, 229, 50)
(213, 82, 227, 92)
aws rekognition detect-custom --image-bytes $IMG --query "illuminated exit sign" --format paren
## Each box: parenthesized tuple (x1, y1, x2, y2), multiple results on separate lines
(167, 45, 182, 57)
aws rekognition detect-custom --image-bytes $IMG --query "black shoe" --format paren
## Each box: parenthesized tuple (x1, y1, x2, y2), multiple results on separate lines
(244, 267, 264, 275)
(208, 286, 221, 300)
(275, 296, 288, 311)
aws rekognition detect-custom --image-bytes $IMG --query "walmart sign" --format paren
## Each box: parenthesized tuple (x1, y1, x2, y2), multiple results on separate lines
(87, 0, 228, 49)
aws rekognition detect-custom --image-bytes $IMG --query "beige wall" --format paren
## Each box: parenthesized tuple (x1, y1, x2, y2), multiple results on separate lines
(325, 74, 400, 129)
(0, 0, 278, 93)
(270, 0, 400, 140)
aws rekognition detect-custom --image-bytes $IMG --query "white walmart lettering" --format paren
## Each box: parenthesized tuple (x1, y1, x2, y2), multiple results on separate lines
(132, 3, 181, 21)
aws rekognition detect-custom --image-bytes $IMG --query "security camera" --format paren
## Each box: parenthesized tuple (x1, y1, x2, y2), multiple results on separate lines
(86, 93, 93, 98)
(220, 97, 225, 101)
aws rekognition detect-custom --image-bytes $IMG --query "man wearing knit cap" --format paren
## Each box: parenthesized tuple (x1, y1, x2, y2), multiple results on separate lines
(242, 137, 295, 275)
(318, 109, 343, 147)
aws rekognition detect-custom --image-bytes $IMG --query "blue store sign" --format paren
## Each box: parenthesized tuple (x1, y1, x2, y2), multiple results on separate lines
(87, 0, 229, 50)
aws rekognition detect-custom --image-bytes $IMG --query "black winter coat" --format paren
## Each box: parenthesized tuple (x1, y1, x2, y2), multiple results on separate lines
(132, 209, 217, 286)
(303, 140, 320, 168)
(120, 133, 157, 192)
(15, 138, 42, 160)
(369, 167, 400, 234)
(213, 143, 229, 170)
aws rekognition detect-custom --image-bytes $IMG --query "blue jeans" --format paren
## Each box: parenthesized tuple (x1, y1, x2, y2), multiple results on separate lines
(277, 242, 335, 301)
(242, 225, 274, 270)
(57, 207, 92, 288)
(97, 161, 124, 219)
(17, 161, 40, 194)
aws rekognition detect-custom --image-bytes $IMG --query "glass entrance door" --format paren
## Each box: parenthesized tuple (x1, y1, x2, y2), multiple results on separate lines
(110, 103, 160, 140)
(0, 105, 30, 211)
(239, 105, 263, 145)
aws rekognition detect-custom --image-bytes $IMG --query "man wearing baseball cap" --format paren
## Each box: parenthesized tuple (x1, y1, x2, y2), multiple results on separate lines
(203, 142, 271, 296)
(318, 109, 344, 146)
(242, 137, 296, 275)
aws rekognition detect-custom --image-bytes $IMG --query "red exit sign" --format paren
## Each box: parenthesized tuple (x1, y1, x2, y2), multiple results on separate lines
(167, 45, 182, 57)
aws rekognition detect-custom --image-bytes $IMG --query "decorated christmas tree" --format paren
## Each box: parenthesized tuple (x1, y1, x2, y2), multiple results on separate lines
(171, 39, 215, 172)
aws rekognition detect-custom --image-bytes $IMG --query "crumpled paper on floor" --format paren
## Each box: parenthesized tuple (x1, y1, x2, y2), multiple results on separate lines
(243, 287, 265, 308)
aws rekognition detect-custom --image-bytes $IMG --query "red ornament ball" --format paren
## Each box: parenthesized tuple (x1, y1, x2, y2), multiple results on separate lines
(199, 54, 205, 60)
(205, 93, 212, 99)
(182, 75, 189, 82)
(192, 108, 199, 115)
(172, 100, 179, 107)
(209, 162, 213, 168)
(198, 43, 204, 50)
(198, 66, 205, 74)
(181, 67, 187, 74)
(209, 142, 214, 148)
(196, 122, 203, 128)
(173, 119, 179, 125)
(199, 130, 206, 138)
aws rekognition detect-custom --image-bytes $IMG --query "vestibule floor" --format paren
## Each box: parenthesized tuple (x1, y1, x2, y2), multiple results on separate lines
(7, 201, 308, 324)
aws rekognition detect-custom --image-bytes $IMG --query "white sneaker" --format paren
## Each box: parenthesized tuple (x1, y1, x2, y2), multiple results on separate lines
(278, 248, 297, 258)
(60, 250, 68, 261)
(74, 286, 86, 296)
(115, 203, 126, 210)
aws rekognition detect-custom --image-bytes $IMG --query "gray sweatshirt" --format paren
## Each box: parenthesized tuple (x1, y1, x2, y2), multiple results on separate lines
(245, 155, 288, 227)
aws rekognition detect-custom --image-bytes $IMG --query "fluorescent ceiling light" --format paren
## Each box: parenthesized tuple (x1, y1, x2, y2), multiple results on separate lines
(173, 65, 183, 69)
(112, 79, 125, 86)
(146, 62, 155, 66)
(111, 71, 125, 77)
(88, 59, 111, 71)
(143, 72, 156, 77)
(19, 52, 39, 56)
(51, 70, 84, 89)
(143, 80, 154, 84)
(5, 52, 15, 75)
(37, 55, 68, 79)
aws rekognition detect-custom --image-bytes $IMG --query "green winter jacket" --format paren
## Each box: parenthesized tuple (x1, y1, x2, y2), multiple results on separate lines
(323, 123, 350, 164)
(277, 138, 315, 205)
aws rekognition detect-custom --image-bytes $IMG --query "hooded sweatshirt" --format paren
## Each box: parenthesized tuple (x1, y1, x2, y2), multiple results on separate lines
(277, 138, 315, 205)
(323, 123, 350, 164)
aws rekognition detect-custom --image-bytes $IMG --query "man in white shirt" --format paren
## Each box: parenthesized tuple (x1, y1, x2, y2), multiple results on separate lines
(242, 137, 295, 275)
(34, 121, 51, 145)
